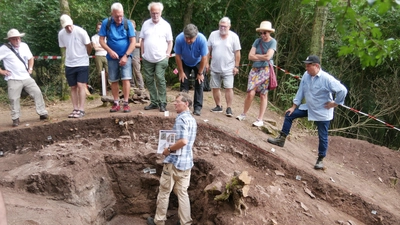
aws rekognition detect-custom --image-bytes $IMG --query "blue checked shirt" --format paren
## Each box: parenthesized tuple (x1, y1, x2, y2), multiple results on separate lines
(163, 110, 197, 170)
(294, 69, 347, 121)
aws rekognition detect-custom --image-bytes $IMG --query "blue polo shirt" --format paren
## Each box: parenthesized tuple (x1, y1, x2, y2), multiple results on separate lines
(174, 32, 208, 67)
(99, 17, 135, 60)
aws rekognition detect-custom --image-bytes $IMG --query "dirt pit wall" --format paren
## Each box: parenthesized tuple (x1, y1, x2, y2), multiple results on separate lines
(0, 115, 398, 225)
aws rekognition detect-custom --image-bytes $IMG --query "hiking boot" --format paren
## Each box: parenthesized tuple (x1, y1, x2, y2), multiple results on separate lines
(123, 104, 131, 113)
(110, 103, 120, 112)
(160, 103, 167, 112)
(145, 103, 159, 110)
(40, 114, 49, 120)
(267, 132, 287, 147)
(314, 156, 325, 170)
(210, 105, 223, 112)
(236, 114, 246, 121)
(226, 107, 233, 117)
(12, 118, 20, 127)
(147, 217, 156, 225)
(252, 119, 264, 127)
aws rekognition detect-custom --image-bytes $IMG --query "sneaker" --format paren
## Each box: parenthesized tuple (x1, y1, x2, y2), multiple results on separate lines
(225, 107, 233, 117)
(12, 118, 20, 127)
(236, 114, 246, 121)
(210, 105, 223, 112)
(110, 103, 120, 112)
(252, 119, 264, 127)
(123, 104, 131, 113)
(193, 109, 201, 116)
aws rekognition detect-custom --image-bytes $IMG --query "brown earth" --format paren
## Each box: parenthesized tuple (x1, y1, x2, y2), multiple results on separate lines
(0, 88, 399, 225)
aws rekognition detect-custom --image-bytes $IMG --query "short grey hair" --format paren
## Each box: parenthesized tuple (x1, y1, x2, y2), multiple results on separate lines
(148, 2, 164, 12)
(183, 24, 198, 38)
(219, 17, 231, 26)
(111, 2, 123, 11)
(177, 93, 192, 108)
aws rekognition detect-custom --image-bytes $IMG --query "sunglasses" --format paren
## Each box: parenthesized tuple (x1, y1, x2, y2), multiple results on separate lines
(259, 31, 268, 35)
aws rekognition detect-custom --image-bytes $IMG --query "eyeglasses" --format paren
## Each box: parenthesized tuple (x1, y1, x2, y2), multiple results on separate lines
(259, 32, 268, 35)
(219, 25, 228, 29)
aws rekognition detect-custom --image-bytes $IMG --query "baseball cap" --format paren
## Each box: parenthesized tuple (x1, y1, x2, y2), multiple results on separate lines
(303, 55, 320, 64)
(60, 14, 73, 28)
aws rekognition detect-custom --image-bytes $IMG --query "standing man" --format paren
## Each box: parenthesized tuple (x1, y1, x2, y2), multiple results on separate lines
(174, 24, 208, 116)
(99, 2, 136, 113)
(140, 2, 173, 112)
(91, 21, 109, 90)
(208, 17, 241, 117)
(147, 93, 197, 225)
(267, 55, 348, 169)
(0, 29, 48, 127)
(58, 14, 92, 118)
(129, 20, 145, 90)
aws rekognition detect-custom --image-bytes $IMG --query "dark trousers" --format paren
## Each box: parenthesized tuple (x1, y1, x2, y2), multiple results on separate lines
(180, 61, 204, 111)
(282, 108, 330, 157)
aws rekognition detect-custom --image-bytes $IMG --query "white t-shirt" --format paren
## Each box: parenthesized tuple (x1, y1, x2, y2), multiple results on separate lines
(0, 42, 32, 81)
(140, 18, 173, 63)
(208, 30, 241, 74)
(58, 25, 91, 67)
(91, 34, 107, 56)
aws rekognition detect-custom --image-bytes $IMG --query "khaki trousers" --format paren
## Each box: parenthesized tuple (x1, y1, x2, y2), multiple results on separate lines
(8, 78, 48, 120)
(154, 163, 192, 225)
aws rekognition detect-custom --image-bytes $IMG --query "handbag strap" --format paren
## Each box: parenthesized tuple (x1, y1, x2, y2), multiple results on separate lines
(4, 43, 29, 71)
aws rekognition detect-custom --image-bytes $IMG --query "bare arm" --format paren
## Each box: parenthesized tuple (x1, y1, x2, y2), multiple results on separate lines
(166, 40, 173, 57)
(175, 54, 186, 82)
(233, 50, 241, 75)
(85, 43, 92, 56)
(28, 57, 34, 75)
(248, 47, 274, 62)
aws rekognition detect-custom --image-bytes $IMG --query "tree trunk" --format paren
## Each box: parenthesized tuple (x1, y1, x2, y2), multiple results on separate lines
(59, 0, 71, 100)
(310, 3, 328, 63)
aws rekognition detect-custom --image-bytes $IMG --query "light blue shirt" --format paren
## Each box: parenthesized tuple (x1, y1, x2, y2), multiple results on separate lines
(163, 110, 197, 171)
(174, 32, 208, 67)
(294, 69, 347, 121)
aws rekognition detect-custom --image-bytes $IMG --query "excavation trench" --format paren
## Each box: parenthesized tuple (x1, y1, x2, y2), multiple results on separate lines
(0, 116, 398, 225)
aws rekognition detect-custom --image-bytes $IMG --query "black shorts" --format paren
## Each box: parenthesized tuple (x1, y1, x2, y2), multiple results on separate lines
(65, 66, 89, 86)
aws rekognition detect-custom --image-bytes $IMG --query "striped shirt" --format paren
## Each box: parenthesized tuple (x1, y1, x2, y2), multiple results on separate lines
(163, 110, 197, 170)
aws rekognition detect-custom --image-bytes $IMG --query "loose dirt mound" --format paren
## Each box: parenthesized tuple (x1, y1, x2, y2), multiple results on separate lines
(0, 90, 399, 225)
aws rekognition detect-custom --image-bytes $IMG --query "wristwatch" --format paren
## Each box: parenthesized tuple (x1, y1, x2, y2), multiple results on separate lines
(125, 54, 130, 58)
(168, 147, 171, 152)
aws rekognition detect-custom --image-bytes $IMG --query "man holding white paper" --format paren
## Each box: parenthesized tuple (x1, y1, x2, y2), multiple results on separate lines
(148, 92, 197, 225)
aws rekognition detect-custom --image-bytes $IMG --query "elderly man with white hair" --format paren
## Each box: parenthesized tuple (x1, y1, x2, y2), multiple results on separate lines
(0, 29, 49, 127)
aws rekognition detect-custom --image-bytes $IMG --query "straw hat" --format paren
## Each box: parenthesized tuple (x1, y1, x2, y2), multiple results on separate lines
(255, 21, 275, 33)
(4, 29, 25, 40)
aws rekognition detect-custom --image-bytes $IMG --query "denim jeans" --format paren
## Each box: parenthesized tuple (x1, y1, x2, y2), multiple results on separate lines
(108, 58, 132, 82)
(180, 61, 203, 111)
(281, 108, 330, 157)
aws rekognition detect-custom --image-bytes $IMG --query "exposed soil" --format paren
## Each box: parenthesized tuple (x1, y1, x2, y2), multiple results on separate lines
(0, 88, 399, 225)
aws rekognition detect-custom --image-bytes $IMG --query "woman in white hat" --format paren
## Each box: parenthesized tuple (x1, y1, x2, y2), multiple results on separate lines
(236, 21, 277, 127)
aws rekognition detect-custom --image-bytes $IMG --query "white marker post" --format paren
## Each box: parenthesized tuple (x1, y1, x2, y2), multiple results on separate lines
(101, 69, 106, 96)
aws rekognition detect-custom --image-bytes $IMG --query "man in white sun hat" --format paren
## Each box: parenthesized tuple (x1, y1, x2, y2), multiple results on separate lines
(0, 29, 49, 127)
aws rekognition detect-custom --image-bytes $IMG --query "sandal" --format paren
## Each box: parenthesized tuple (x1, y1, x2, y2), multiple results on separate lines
(73, 110, 85, 118)
(68, 109, 80, 118)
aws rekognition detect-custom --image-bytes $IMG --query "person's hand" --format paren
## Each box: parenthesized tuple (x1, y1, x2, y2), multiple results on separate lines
(109, 51, 119, 60)
(0, 69, 10, 76)
(324, 101, 338, 109)
(178, 71, 187, 82)
(285, 107, 296, 116)
(205, 65, 210, 74)
(162, 147, 170, 156)
(233, 67, 239, 76)
(119, 55, 128, 66)
(196, 73, 204, 84)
